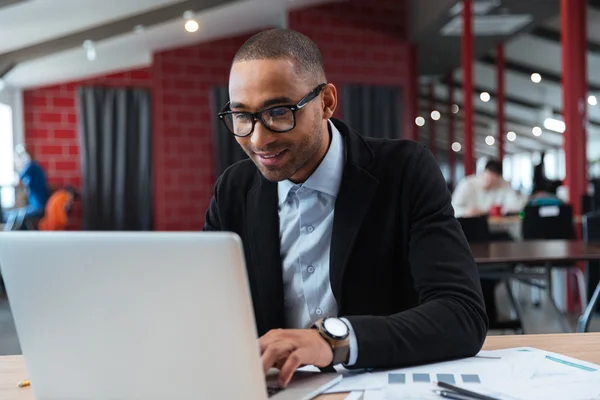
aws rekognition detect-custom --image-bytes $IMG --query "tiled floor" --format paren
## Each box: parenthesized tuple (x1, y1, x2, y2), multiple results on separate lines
(0, 285, 597, 356)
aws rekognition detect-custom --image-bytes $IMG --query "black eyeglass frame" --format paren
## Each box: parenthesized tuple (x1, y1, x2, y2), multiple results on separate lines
(217, 83, 327, 137)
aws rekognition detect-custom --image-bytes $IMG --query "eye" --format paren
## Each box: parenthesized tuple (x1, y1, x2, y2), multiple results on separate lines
(234, 113, 252, 121)
(266, 107, 290, 119)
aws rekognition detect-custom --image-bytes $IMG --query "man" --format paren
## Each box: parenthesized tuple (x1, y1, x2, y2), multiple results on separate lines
(204, 29, 487, 388)
(452, 159, 524, 218)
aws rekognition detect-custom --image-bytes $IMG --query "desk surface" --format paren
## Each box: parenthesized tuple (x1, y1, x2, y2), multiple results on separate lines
(1, 333, 598, 400)
(470, 239, 600, 265)
(318, 332, 600, 400)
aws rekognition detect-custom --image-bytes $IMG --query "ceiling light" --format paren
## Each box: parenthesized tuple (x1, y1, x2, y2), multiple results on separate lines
(185, 20, 199, 32)
(415, 116, 425, 127)
(480, 92, 491, 102)
(183, 10, 199, 33)
(451, 104, 459, 114)
(543, 117, 566, 133)
(507, 131, 516, 141)
(588, 95, 597, 106)
(531, 73, 542, 83)
(532, 126, 542, 136)
(82, 40, 96, 61)
(485, 135, 495, 146)
(451, 142, 462, 152)
(431, 110, 441, 121)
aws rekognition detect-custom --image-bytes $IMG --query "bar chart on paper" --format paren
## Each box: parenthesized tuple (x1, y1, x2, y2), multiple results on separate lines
(388, 372, 482, 385)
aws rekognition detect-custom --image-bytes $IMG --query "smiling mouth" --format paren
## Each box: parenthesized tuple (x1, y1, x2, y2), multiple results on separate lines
(257, 150, 286, 159)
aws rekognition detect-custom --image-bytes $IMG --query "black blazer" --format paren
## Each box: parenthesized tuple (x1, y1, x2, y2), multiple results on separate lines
(203, 118, 488, 369)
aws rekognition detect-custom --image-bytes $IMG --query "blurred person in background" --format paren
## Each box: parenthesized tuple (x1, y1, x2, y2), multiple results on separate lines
(38, 185, 78, 231)
(529, 152, 563, 206)
(2, 146, 50, 230)
(452, 159, 524, 218)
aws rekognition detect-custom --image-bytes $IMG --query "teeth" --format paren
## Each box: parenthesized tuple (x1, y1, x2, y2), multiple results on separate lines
(261, 152, 280, 159)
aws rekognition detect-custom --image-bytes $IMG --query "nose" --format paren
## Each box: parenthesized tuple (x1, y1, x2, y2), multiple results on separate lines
(250, 121, 277, 150)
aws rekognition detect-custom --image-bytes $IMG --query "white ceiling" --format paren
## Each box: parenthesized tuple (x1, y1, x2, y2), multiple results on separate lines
(0, 0, 186, 54)
(2, 0, 337, 89)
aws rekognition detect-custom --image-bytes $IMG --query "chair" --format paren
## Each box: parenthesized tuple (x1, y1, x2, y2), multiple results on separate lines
(577, 211, 600, 332)
(458, 216, 524, 333)
(522, 204, 587, 317)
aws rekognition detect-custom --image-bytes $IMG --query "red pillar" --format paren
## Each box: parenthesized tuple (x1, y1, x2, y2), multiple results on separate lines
(429, 83, 437, 158)
(496, 43, 505, 162)
(462, 0, 475, 175)
(448, 72, 456, 186)
(561, 0, 588, 313)
(405, 44, 419, 142)
(561, 0, 588, 218)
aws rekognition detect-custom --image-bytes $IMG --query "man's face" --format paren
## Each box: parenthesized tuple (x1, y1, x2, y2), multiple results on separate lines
(228, 59, 328, 182)
(481, 170, 501, 190)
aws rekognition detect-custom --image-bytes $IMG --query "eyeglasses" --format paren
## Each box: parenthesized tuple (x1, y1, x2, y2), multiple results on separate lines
(217, 83, 327, 137)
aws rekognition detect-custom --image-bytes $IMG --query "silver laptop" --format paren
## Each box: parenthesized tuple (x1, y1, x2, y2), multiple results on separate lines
(0, 231, 341, 400)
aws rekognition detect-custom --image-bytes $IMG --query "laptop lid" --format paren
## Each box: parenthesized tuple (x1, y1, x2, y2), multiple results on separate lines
(0, 231, 268, 400)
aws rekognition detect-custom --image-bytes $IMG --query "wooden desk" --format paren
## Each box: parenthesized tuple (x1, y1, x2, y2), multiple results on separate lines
(470, 239, 600, 265)
(1, 334, 597, 400)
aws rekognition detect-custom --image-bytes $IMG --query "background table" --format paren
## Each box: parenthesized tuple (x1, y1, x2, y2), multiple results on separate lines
(470, 239, 600, 265)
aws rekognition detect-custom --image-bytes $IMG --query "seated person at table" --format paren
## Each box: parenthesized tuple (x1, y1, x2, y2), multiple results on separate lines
(452, 159, 524, 218)
(203, 28, 487, 387)
(38, 186, 78, 231)
(529, 152, 563, 206)
(2, 147, 50, 229)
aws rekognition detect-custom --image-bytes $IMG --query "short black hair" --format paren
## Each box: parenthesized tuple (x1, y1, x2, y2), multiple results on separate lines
(232, 28, 326, 85)
(484, 159, 503, 176)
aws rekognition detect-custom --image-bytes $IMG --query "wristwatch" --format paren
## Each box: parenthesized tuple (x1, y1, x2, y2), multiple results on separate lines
(312, 317, 350, 366)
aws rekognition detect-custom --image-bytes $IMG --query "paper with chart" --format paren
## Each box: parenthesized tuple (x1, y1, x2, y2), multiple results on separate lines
(321, 347, 600, 400)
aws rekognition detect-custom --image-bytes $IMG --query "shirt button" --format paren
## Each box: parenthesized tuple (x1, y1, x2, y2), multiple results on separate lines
(306, 225, 314, 233)
(315, 308, 323, 316)
(307, 265, 315, 273)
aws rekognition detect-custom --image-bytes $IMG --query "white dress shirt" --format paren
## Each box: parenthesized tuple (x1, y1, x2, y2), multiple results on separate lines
(452, 174, 525, 218)
(277, 120, 358, 366)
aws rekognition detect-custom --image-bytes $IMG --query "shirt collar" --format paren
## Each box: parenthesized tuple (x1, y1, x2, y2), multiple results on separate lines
(277, 119, 345, 205)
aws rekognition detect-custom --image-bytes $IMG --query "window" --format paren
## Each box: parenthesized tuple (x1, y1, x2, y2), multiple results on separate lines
(0, 103, 15, 207)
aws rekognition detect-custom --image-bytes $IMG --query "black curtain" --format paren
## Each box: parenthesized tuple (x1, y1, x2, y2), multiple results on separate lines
(211, 86, 247, 177)
(343, 84, 402, 139)
(77, 86, 153, 231)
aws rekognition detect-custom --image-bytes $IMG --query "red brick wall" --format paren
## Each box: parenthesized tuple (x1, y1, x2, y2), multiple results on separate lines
(152, 35, 255, 231)
(23, 68, 152, 227)
(288, 0, 411, 125)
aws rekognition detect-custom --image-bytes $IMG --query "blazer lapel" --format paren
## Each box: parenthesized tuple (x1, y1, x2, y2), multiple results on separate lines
(329, 119, 379, 305)
(246, 177, 285, 333)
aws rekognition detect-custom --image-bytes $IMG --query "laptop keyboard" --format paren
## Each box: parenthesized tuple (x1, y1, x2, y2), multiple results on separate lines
(267, 386, 283, 397)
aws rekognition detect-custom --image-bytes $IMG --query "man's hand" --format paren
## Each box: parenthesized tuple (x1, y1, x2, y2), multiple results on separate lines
(259, 329, 333, 388)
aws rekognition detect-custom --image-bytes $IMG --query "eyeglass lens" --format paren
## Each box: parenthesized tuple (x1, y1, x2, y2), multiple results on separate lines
(223, 106, 295, 136)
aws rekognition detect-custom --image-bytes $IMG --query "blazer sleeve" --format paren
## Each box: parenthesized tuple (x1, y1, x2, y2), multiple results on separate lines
(345, 146, 488, 369)
(203, 178, 222, 232)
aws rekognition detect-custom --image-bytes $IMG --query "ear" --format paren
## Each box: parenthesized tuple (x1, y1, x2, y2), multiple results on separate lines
(321, 84, 337, 120)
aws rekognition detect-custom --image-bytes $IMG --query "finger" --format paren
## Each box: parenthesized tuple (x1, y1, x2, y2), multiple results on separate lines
(261, 342, 295, 375)
(279, 349, 307, 388)
(274, 355, 290, 370)
(259, 329, 283, 353)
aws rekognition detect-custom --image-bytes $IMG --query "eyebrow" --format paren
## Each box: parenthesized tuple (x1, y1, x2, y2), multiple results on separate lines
(230, 96, 294, 111)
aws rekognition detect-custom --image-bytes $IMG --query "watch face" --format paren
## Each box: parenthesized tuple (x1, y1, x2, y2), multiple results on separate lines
(323, 318, 349, 339)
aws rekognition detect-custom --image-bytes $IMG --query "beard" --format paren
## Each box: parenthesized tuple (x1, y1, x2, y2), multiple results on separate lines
(242, 117, 325, 182)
